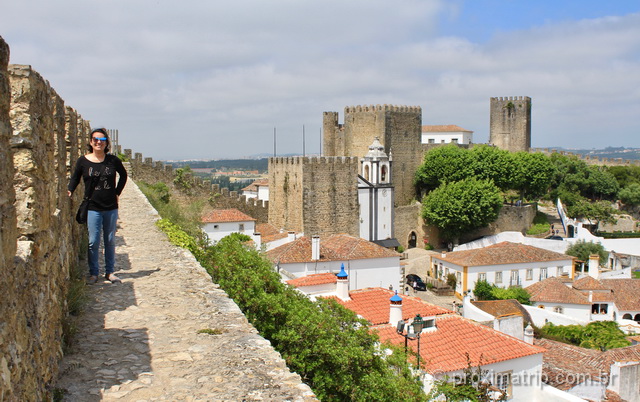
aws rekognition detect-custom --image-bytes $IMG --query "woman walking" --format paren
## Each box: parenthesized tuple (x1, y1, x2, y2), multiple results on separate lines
(68, 128, 127, 283)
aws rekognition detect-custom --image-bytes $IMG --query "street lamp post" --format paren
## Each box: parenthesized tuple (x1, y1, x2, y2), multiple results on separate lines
(397, 314, 425, 369)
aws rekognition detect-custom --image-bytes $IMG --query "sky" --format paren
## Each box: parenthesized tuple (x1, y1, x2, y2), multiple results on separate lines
(2, 1, 639, 160)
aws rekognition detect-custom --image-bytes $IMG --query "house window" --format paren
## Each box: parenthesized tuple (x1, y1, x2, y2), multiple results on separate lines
(452, 138, 458, 143)
(428, 139, 435, 144)
(213, 224, 219, 229)
(495, 371, 512, 397)
(592, 304, 608, 315)
(510, 270, 519, 286)
(239, 223, 245, 232)
(540, 267, 548, 280)
(526, 269, 533, 281)
(478, 273, 486, 282)
(557, 266, 565, 276)
(495, 271, 503, 283)
(553, 306, 564, 314)
(456, 272, 461, 285)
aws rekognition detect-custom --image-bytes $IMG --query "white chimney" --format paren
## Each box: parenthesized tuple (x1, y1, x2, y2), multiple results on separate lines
(524, 324, 534, 344)
(336, 264, 350, 301)
(253, 232, 261, 249)
(389, 291, 403, 326)
(588, 254, 600, 279)
(288, 231, 296, 242)
(312, 235, 320, 261)
(588, 290, 593, 302)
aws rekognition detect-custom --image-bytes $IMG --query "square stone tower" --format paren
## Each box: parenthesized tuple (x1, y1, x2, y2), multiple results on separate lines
(323, 104, 422, 206)
(489, 96, 531, 152)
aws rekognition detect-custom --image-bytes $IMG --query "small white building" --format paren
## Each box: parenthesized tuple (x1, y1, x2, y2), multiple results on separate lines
(241, 178, 269, 201)
(201, 208, 258, 245)
(266, 233, 402, 291)
(421, 125, 473, 145)
(431, 241, 575, 298)
(358, 137, 397, 247)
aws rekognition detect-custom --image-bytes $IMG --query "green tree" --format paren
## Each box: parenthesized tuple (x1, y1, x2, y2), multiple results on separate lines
(567, 199, 617, 225)
(565, 240, 609, 266)
(540, 321, 630, 351)
(619, 183, 640, 206)
(585, 166, 620, 201)
(512, 152, 555, 200)
(414, 144, 474, 194)
(473, 280, 495, 301)
(421, 178, 502, 241)
(606, 165, 640, 188)
(470, 145, 515, 190)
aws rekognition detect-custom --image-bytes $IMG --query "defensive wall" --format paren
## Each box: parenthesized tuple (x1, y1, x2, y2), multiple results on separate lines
(268, 156, 360, 237)
(124, 149, 270, 223)
(0, 35, 96, 399)
(530, 148, 640, 167)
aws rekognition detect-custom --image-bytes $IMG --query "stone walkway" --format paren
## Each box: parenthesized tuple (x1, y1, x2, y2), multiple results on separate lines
(55, 181, 316, 401)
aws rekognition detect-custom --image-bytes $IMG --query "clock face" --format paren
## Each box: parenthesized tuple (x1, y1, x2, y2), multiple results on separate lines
(382, 189, 388, 196)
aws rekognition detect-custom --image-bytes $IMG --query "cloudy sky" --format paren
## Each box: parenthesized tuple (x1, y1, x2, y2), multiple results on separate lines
(2, 1, 639, 160)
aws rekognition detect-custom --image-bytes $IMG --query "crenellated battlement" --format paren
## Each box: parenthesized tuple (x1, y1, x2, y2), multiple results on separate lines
(491, 96, 531, 102)
(530, 148, 640, 167)
(268, 156, 358, 165)
(344, 104, 422, 114)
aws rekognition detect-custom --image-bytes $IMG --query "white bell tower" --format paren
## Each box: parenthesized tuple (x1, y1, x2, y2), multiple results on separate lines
(358, 137, 396, 245)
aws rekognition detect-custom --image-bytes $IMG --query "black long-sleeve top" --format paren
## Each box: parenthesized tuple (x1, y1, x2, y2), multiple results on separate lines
(68, 154, 128, 211)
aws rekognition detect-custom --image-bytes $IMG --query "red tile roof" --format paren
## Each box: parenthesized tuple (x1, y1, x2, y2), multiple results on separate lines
(266, 234, 400, 264)
(287, 273, 337, 287)
(438, 242, 573, 267)
(471, 299, 533, 323)
(375, 315, 544, 374)
(241, 178, 269, 192)
(324, 288, 543, 374)
(326, 288, 450, 325)
(600, 279, 640, 311)
(255, 223, 289, 243)
(573, 275, 608, 290)
(422, 125, 472, 133)
(201, 208, 256, 223)
(526, 277, 590, 305)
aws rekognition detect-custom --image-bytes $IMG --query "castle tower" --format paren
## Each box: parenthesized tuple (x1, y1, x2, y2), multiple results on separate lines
(489, 96, 531, 152)
(323, 104, 422, 206)
(268, 156, 359, 237)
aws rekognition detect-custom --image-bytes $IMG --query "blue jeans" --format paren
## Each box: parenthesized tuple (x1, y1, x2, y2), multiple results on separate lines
(87, 209, 118, 276)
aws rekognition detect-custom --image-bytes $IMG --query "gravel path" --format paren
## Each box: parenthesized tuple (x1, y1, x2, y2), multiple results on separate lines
(56, 179, 316, 401)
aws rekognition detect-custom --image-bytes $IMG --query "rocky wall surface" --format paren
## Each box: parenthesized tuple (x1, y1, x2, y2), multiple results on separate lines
(0, 51, 89, 399)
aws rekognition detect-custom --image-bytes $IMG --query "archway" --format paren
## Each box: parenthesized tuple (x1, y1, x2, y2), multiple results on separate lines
(408, 231, 417, 249)
(623, 313, 632, 320)
(567, 225, 575, 238)
(635, 313, 640, 322)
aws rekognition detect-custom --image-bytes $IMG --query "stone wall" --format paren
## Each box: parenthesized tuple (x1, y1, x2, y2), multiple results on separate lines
(531, 148, 640, 167)
(0, 36, 92, 399)
(489, 96, 531, 153)
(268, 156, 359, 236)
(125, 150, 270, 223)
(463, 203, 537, 243)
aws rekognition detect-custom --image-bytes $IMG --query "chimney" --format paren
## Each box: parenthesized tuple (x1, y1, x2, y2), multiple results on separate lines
(336, 263, 350, 301)
(253, 232, 261, 249)
(312, 235, 320, 261)
(588, 290, 593, 302)
(524, 324, 534, 344)
(288, 231, 296, 242)
(588, 254, 600, 279)
(389, 291, 403, 326)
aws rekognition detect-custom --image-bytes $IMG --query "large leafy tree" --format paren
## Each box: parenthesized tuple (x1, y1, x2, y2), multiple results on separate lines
(619, 183, 640, 206)
(540, 321, 630, 351)
(422, 178, 502, 241)
(511, 152, 555, 199)
(585, 166, 620, 201)
(565, 240, 609, 266)
(469, 145, 516, 190)
(414, 144, 474, 194)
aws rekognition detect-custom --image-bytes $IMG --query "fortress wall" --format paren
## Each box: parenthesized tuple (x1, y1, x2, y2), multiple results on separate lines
(489, 96, 531, 153)
(302, 156, 359, 236)
(1, 52, 91, 398)
(127, 151, 269, 223)
(531, 148, 640, 167)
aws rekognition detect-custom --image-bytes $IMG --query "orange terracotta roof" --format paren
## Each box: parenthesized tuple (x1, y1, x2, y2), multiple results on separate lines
(255, 223, 289, 243)
(241, 178, 269, 192)
(266, 234, 400, 264)
(287, 273, 337, 287)
(526, 277, 590, 305)
(471, 299, 533, 323)
(439, 242, 573, 267)
(201, 208, 256, 223)
(573, 275, 608, 290)
(375, 315, 544, 374)
(326, 288, 451, 325)
(422, 125, 472, 133)
(600, 279, 640, 311)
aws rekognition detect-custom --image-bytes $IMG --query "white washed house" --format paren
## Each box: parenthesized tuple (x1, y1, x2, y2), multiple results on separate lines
(421, 125, 473, 145)
(266, 233, 402, 291)
(201, 208, 259, 245)
(431, 242, 575, 298)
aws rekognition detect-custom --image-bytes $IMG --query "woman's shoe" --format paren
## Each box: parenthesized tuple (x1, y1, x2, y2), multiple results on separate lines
(105, 273, 122, 283)
(87, 275, 98, 284)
